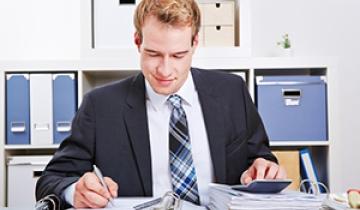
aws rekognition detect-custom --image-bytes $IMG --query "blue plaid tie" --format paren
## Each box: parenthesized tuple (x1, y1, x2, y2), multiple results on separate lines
(168, 94, 200, 205)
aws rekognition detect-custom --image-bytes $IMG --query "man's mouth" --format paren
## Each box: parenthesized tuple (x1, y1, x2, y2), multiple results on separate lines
(154, 76, 174, 86)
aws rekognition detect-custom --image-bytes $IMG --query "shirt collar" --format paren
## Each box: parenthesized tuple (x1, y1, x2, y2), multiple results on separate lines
(145, 71, 196, 111)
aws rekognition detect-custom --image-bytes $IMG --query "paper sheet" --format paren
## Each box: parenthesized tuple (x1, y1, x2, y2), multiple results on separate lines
(68, 197, 207, 210)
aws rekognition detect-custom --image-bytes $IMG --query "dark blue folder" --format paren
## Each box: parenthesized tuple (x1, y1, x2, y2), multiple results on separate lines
(52, 74, 77, 144)
(6, 74, 30, 144)
(300, 148, 325, 193)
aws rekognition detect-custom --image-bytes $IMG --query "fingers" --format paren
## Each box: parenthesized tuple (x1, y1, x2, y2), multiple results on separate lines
(83, 173, 111, 199)
(264, 163, 278, 179)
(241, 164, 256, 184)
(73, 172, 116, 209)
(241, 170, 252, 185)
(275, 165, 287, 179)
(255, 159, 267, 180)
(104, 177, 119, 198)
(240, 158, 287, 184)
(74, 189, 108, 208)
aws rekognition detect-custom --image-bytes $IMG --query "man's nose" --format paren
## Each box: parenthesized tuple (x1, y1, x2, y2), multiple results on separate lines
(157, 56, 172, 77)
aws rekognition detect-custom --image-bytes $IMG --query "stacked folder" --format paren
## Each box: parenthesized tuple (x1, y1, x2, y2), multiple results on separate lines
(208, 183, 325, 210)
(6, 73, 77, 145)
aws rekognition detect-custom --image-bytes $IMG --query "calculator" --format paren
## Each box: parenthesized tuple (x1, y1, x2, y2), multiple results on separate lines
(231, 179, 292, 193)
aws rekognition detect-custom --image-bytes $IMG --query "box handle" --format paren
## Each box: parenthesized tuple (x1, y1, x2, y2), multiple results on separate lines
(282, 89, 301, 106)
(34, 123, 49, 130)
(33, 170, 43, 178)
(56, 121, 71, 132)
(10, 122, 26, 133)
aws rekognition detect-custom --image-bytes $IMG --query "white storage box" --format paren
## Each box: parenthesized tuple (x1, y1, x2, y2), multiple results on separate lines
(7, 155, 52, 207)
(203, 25, 235, 46)
(200, 1, 234, 25)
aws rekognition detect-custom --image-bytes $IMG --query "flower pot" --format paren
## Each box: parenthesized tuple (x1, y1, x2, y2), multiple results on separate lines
(283, 48, 293, 57)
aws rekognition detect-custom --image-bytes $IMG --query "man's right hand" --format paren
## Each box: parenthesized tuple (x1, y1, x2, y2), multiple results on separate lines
(73, 172, 118, 209)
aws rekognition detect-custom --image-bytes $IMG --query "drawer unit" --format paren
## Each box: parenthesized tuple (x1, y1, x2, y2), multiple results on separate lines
(7, 155, 52, 207)
(199, 1, 235, 46)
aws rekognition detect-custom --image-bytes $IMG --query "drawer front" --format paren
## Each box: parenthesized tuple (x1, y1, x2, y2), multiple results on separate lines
(200, 1, 234, 26)
(203, 25, 234, 46)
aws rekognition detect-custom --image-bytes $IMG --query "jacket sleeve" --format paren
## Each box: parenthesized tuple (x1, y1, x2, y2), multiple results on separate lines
(36, 93, 96, 208)
(241, 79, 278, 166)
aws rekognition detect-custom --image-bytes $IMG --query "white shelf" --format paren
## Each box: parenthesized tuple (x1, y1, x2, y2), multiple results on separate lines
(270, 141, 329, 147)
(4, 144, 59, 150)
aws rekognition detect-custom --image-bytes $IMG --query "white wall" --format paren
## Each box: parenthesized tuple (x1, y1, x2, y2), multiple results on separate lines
(251, 0, 360, 192)
(0, 0, 80, 60)
(0, 0, 80, 206)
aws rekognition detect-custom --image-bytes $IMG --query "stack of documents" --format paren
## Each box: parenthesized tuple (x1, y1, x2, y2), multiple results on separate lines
(208, 183, 326, 210)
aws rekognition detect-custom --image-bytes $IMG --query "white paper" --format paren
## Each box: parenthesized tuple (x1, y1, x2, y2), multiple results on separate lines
(208, 183, 327, 210)
(68, 197, 207, 210)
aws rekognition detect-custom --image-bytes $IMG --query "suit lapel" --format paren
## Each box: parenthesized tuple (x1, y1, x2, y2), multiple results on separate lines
(124, 73, 152, 196)
(192, 69, 227, 183)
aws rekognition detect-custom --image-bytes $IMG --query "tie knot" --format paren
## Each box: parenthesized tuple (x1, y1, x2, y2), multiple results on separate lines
(168, 94, 182, 109)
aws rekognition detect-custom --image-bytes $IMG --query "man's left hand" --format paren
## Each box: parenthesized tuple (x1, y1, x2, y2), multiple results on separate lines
(240, 158, 287, 185)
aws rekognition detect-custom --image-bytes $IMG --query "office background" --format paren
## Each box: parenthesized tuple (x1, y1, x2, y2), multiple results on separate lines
(0, 0, 359, 207)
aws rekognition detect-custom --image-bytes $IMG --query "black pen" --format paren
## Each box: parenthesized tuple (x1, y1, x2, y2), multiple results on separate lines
(93, 165, 116, 207)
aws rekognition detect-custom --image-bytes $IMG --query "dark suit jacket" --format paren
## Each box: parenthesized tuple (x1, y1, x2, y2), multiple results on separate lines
(36, 68, 276, 207)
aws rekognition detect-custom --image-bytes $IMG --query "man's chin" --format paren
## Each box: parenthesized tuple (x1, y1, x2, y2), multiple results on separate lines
(153, 87, 177, 96)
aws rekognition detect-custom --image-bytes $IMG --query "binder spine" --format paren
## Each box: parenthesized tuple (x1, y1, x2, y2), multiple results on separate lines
(30, 74, 53, 145)
(6, 74, 30, 144)
(299, 148, 325, 194)
(53, 74, 76, 144)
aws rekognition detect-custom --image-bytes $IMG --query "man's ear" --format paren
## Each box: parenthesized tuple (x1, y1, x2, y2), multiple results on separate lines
(191, 33, 199, 53)
(134, 32, 142, 51)
(192, 33, 199, 48)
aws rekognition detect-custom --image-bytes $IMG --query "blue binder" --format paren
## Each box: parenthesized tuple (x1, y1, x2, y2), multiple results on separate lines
(52, 74, 77, 144)
(6, 74, 30, 144)
(299, 148, 325, 193)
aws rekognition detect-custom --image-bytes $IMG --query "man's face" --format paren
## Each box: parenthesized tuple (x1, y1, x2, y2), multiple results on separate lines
(135, 15, 198, 95)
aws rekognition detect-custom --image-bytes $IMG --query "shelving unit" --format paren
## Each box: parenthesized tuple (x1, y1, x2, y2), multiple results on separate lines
(80, 0, 252, 59)
(4, 145, 60, 150)
(269, 141, 330, 147)
(0, 56, 338, 206)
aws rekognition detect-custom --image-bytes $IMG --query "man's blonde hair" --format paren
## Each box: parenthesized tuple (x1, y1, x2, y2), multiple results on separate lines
(134, 0, 201, 43)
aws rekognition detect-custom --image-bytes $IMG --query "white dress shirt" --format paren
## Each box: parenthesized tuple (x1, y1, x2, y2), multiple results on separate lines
(146, 72, 214, 205)
(64, 72, 214, 206)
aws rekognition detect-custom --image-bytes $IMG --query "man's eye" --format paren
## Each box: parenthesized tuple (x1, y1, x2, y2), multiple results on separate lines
(147, 53, 159, 57)
(173, 54, 185, 59)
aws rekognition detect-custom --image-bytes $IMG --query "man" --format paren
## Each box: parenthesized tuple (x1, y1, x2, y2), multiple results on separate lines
(36, 0, 286, 208)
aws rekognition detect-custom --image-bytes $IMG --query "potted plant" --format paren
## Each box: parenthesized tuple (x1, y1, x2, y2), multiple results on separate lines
(277, 33, 292, 56)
